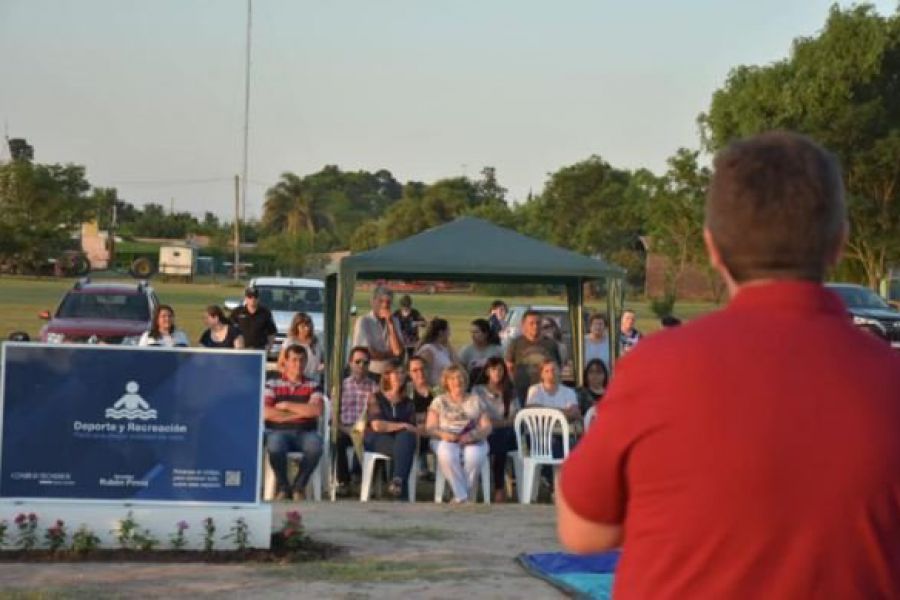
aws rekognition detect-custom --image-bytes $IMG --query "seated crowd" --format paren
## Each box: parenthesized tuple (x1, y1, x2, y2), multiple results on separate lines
(134, 283, 643, 504)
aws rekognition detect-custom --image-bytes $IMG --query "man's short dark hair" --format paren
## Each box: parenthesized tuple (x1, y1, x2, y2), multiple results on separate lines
(523, 309, 542, 322)
(491, 300, 507, 310)
(588, 312, 606, 326)
(348, 346, 370, 363)
(284, 344, 308, 361)
(706, 131, 846, 283)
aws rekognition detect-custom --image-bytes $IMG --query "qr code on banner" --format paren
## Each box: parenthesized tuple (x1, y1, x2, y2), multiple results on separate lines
(224, 471, 242, 487)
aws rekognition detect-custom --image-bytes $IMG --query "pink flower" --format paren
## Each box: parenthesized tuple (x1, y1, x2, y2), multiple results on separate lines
(27, 513, 37, 522)
(55, 519, 64, 527)
(177, 520, 189, 530)
(286, 510, 301, 523)
(14, 514, 25, 525)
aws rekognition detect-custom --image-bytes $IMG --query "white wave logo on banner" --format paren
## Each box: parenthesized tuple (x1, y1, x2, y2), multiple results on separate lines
(105, 381, 158, 420)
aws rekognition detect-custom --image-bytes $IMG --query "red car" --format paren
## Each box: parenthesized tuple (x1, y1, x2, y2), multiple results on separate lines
(39, 279, 159, 345)
(373, 279, 464, 294)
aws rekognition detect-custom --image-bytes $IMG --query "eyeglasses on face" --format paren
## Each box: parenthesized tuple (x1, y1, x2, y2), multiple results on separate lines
(353, 359, 370, 366)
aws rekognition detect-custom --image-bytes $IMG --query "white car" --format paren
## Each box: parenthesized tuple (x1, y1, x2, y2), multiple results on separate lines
(228, 276, 325, 361)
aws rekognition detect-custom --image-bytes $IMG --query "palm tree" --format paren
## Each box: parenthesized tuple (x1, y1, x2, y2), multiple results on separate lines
(262, 172, 333, 236)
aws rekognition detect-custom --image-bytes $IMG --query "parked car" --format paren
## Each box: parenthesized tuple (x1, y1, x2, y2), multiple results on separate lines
(826, 283, 900, 349)
(38, 278, 159, 345)
(226, 276, 325, 361)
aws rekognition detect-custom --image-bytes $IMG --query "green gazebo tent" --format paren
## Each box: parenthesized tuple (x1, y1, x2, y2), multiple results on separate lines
(324, 216, 626, 429)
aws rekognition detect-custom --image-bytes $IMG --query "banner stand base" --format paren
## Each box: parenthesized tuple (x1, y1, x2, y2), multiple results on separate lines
(0, 500, 273, 550)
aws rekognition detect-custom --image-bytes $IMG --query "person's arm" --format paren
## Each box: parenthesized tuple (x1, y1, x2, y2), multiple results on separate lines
(384, 315, 403, 358)
(463, 410, 493, 444)
(425, 405, 457, 442)
(265, 312, 277, 348)
(563, 391, 581, 421)
(556, 358, 644, 553)
(557, 487, 623, 552)
(372, 419, 414, 433)
(275, 393, 323, 419)
(233, 334, 245, 349)
(265, 406, 297, 423)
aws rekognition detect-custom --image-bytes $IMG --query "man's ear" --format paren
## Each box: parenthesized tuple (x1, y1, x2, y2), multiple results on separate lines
(704, 227, 738, 297)
(703, 227, 724, 271)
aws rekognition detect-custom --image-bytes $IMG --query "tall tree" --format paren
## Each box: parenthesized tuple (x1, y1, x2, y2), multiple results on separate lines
(262, 172, 333, 237)
(700, 4, 900, 288)
(0, 161, 94, 271)
(644, 149, 712, 297)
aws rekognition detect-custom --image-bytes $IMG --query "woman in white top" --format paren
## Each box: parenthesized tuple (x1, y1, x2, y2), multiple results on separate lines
(416, 317, 458, 388)
(138, 304, 190, 347)
(426, 365, 492, 503)
(526, 358, 580, 422)
(278, 312, 324, 383)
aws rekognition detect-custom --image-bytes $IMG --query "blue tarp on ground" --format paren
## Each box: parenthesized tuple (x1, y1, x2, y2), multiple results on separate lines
(517, 551, 620, 599)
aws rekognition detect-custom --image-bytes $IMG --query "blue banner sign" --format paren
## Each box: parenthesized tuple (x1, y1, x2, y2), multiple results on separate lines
(0, 343, 265, 504)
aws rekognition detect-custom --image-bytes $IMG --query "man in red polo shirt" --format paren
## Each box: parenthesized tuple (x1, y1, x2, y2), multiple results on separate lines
(558, 131, 900, 598)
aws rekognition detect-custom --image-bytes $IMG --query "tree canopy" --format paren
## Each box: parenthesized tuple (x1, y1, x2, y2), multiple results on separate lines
(701, 4, 900, 287)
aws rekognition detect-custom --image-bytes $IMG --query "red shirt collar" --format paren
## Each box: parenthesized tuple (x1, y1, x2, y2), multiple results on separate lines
(728, 280, 846, 316)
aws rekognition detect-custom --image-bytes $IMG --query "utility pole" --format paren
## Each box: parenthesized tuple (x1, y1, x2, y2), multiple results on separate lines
(241, 0, 252, 223)
(234, 175, 241, 282)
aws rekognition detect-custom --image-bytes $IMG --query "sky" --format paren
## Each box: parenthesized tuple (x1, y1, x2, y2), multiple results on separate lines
(1, 0, 896, 220)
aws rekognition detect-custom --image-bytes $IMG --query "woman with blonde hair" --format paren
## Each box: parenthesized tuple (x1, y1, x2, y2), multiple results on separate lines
(426, 364, 492, 503)
(278, 312, 324, 383)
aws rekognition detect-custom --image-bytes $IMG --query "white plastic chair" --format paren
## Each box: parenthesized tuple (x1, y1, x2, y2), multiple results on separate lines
(433, 450, 492, 504)
(513, 407, 571, 504)
(263, 396, 331, 502)
(359, 450, 418, 502)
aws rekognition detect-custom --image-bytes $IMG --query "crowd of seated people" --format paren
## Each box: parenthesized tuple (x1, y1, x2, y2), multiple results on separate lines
(132, 284, 647, 504)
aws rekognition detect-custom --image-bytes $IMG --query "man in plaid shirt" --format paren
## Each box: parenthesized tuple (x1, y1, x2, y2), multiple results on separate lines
(264, 344, 323, 501)
(334, 346, 378, 496)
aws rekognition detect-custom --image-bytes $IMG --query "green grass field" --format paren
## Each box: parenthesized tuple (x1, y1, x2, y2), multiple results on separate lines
(0, 275, 721, 348)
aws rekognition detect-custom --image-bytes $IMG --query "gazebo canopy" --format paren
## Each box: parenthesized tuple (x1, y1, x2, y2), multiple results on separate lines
(331, 216, 624, 282)
(324, 217, 625, 426)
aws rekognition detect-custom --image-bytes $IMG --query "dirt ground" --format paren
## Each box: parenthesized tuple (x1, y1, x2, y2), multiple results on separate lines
(0, 501, 565, 599)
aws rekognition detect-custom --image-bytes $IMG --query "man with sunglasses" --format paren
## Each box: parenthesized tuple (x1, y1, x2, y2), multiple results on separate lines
(334, 346, 377, 496)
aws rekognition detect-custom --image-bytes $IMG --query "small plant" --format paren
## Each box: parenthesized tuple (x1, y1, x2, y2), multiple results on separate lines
(224, 517, 250, 551)
(202, 517, 216, 552)
(113, 511, 157, 550)
(169, 520, 190, 550)
(71, 525, 101, 553)
(44, 519, 67, 552)
(0, 519, 8, 548)
(113, 511, 139, 549)
(134, 529, 159, 551)
(14, 512, 38, 550)
(279, 510, 304, 551)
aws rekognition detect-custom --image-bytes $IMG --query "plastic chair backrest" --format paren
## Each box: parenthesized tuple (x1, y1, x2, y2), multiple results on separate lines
(318, 395, 331, 446)
(514, 407, 571, 461)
